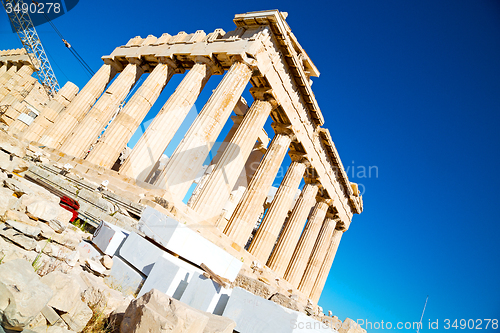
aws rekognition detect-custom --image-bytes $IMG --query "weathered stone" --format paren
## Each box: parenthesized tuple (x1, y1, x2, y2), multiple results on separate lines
(40, 305, 63, 325)
(269, 293, 302, 312)
(0, 150, 28, 174)
(105, 256, 145, 297)
(26, 200, 59, 222)
(85, 257, 107, 275)
(3, 177, 34, 197)
(232, 275, 275, 300)
(0, 224, 37, 250)
(0, 259, 53, 330)
(101, 254, 113, 269)
(40, 271, 82, 313)
(3, 210, 38, 227)
(0, 188, 16, 216)
(0, 130, 27, 157)
(60, 300, 92, 333)
(29, 326, 76, 333)
(121, 289, 210, 333)
(4, 219, 40, 237)
(47, 219, 66, 233)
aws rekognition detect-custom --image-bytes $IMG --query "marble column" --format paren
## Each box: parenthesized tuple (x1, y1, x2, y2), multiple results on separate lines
(21, 82, 79, 142)
(298, 216, 338, 296)
(119, 61, 214, 182)
(309, 229, 344, 303)
(189, 97, 273, 219)
(247, 152, 308, 264)
(85, 62, 174, 168)
(266, 181, 319, 277)
(39, 63, 117, 148)
(59, 62, 143, 157)
(215, 141, 266, 231)
(154, 61, 252, 199)
(187, 114, 243, 206)
(224, 124, 293, 247)
(285, 199, 330, 287)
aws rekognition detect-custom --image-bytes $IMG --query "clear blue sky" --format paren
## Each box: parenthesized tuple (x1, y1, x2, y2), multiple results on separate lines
(1, 0, 499, 331)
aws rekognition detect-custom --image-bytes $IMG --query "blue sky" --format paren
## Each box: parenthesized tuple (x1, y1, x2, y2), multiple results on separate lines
(1, 0, 499, 331)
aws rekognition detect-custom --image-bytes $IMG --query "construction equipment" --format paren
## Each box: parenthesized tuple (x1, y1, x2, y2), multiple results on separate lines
(1, 0, 60, 96)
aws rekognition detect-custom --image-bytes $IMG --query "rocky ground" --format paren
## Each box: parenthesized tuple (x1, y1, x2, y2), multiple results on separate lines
(0, 129, 366, 333)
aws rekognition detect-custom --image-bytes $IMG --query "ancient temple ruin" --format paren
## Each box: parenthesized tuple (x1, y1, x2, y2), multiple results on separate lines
(0, 9, 364, 332)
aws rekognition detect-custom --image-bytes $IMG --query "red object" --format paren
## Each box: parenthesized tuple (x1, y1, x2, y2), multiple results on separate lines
(59, 196, 79, 222)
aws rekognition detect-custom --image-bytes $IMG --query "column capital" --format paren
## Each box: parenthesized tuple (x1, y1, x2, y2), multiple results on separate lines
(271, 122, 295, 140)
(193, 56, 224, 75)
(103, 58, 124, 72)
(288, 150, 309, 165)
(229, 54, 257, 69)
(249, 87, 278, 107)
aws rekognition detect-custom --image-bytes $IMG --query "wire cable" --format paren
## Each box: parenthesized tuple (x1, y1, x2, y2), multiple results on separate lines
(32, 0, 95, 76)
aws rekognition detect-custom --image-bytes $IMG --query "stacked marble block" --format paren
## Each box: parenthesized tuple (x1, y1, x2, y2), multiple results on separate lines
(91, 206, 242, 315)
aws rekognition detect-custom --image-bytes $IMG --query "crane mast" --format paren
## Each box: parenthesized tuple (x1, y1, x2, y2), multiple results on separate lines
(1, 0, 60, 96)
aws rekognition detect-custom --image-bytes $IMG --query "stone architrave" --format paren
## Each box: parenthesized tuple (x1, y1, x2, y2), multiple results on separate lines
(189, 96, 273, 219)
(119, 60, 215, 182)
(266, 182, 319, 277)
(60, 61, 144, 157)
(85, 62, 174, 168)
(39, 63, 117, 148)
(154, 60, 252, 200)
(298, 216, 338, 296)
(224, 124, 293, 247)
(284, 199, 329, 287)
(247, 152, 308, 264)
(309, 229, 344, 303)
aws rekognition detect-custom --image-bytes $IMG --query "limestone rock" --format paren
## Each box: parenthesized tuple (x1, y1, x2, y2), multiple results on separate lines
(0, 224, 37, 250)
(0, 259, 53, 330)
(0, 130, 27, 157)
(101, 255, 113, 269)
(203, 313, 237, 333)
(3, 177, 33, 197)
(29, 325, 76, 333)
(60, 300, 92, 333)
(4, 219, 41, 237)
(121, 289, 210, 333)
(85, 258, 107, 276)
(3, 210, 38, 227)
(268, 293, 302, 312)
(26, 201, 71, 230)
(232, 274, 275, 299)
(40, 271, 82, 313)
(340, 318, 361, 333)
(0, 188, 16, 216)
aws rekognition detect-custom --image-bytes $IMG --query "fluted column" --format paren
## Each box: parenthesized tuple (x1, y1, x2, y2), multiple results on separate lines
(59, 62, 144, 157)
(189, 97, 273, 219)
(21, 82, 79, 142)
(267, 181, 319, 277)
(285, 198, 330, 287)
(154, 61, 252, 199)
(85, 62, 174, 168)
(309, 229, 344, 303)
(247, 153, 308, 263)
(39, 63, 117, 148)
(187, 114, 243, 206)
(298, 216, 338, 296)
(224, 125, 293, 246)
(119, 61, 214, 181)
(215, 141, 266, 231)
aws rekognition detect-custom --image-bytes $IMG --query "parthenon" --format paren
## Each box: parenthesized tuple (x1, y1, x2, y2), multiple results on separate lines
(0, 9, 364, 333)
